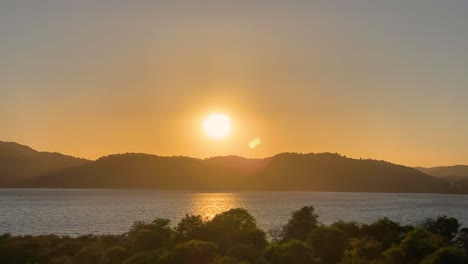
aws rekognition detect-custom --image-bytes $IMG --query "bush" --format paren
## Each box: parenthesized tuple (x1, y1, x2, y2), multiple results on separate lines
(361, 218, 408, 249)
(264, 240, 317, 264)
(421, 246, 466, 264)
(282, 206, 318, 241)
(0, 207, 467, 264)
(422, 216, 461, 242)
(123, 250, 166, 264)
(170, 240, 218, 264)
(174, 214, 206, 242)
(400, 229, 445, 262)
(206, 208, 267, 253)
(104, 246, 128, 263)
(379, 245, 405, 264)
(132, 218, 173, 251)
(309, 226, 349, 264)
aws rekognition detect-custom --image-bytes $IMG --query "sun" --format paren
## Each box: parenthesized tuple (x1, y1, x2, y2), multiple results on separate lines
(203, 113, 232, 139)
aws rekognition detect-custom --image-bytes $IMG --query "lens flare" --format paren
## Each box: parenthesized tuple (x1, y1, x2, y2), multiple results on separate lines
(248, 138, 261, 149)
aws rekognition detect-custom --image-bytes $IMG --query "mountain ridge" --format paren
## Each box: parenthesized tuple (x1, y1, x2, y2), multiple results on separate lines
(0, 141, 90, 187)
(2, 141, 466, 193)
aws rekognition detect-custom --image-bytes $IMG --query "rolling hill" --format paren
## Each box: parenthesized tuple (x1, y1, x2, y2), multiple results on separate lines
(416, 165, 468, 180)
(416, 165, 468, 192)
(0, 141, 90, 187)
(22, 151, 455, 193)
(1, 141, 461, 193)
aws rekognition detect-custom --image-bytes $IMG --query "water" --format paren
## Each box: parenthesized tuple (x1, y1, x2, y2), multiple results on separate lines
(1, 189, 467, 236)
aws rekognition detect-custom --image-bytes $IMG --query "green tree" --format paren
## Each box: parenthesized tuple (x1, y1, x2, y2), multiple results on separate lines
(347, 237, 383, 261)
(361, 218, 408, 249)
(212, 256, 250, 264)
(76, 244, 104, 264)
(421, 246, 466, 264)
(104, 246, 128, 263)
(123, 250, 167, 264)
(170, 240, 218, 264)
(309, 226, 349, 264)
(456, 228, 468, 253)
(132, 218, 173, 250)
(206, 208, 267, 253)
(379, 245, 405, 264)
(332, 221, 361, 239)
(400, 229, 445, 263)
(49, 255, 73, 264)
(174, 214, 206, 242)
(422, 216, 461, 242)
(264, 240, 317, 264)
(282, 206, 319, 241)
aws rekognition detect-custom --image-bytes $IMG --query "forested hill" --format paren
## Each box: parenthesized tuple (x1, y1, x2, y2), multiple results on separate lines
(0, 141, 89, 187)
(416, 165, 468, 179)
(416, 165, 468, 192)
(22, 151, 456, 193)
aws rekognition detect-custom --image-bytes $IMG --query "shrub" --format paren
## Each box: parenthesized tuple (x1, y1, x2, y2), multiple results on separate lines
(282, 206, 318, 241)
(264, 240, 317, 264)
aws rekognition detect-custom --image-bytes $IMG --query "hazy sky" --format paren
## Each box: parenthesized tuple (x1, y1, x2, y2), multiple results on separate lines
(2, 1, 468, 166)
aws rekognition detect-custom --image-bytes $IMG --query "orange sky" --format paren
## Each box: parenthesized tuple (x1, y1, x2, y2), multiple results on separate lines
(2, 1, 468, 167)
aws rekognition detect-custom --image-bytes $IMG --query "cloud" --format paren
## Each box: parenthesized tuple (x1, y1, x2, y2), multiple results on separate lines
(248, 138, 261, 149)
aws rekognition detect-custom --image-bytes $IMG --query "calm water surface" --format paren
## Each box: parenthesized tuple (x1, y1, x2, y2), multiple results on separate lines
(1, 189, 467, 236)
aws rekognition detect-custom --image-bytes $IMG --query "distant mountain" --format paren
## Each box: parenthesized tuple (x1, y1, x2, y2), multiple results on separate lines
(416, 165, 468, 180)
(0, 141, 90, 187)
(23, 151, 455, 193)
(416, 165, 468, 192)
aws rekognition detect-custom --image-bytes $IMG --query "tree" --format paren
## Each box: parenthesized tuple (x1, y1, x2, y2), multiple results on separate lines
(76, 244, 104, 264)
(206, 208, 267, 253)
(122, 250, 167, 264)
(331, 221, 361, 239)
(456, 228, 468, 253)
(422, 216, 461, 242)
(264, 240, 318, 264)
(361, 218, 408, 249)
(309, 226, 348, 264)
(104, 246, 128, 263)
(212, 256, 250, 264)
(49, 255, 73, 264)
(346, 237, 383, 261)
(421, 246, 466, 264)
(174, 214, 206, 242)
(170, 240, 218, 264)
(379, 246, 405, 264)
(226, 243, 262, 262)
(400, 229, 445, 262)
(131, 218, 173, 250)
(282, 206, 319, 241)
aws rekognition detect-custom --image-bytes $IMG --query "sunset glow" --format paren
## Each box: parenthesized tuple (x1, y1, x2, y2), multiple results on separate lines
(203, 113, 232, 139)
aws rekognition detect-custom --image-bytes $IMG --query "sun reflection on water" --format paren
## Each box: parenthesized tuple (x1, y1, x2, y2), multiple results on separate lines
(187, 193, 241, 220)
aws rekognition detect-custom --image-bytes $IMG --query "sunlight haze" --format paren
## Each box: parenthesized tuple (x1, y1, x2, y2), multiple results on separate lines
(2, 1, 468, 166)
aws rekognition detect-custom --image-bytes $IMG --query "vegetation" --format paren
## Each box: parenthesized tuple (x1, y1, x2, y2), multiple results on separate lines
(14, 150, 458, 193)
(1, 206, 468, 264)
(0, 141, 89, 187)
(6, 141, 468, 193)
(416, 166, 468, 192)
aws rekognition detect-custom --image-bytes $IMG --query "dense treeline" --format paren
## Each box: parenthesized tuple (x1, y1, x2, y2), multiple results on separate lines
(3, 141, 466, 193)
(23, 152, 457, 193)
(1, 207, 467, 264)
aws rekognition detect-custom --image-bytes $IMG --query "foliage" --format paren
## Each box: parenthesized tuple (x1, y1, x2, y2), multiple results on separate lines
(0, 207, 467, 264)
(281, 206, 318, 241)
(264, 240, 317, 264)
(421, 246, 467, 264)
(422, 215, 461, 242)
(309, 226, 348, 264)
(170, 240, 218, 264)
